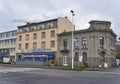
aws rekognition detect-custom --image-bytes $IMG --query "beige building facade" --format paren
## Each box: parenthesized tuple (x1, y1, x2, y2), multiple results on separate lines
(57, 20, 117, 68)
(0, 30, 17, 63)
(16, 17, 73, 64)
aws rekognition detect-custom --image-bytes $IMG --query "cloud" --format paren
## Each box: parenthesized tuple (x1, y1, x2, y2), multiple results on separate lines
(0, 0, 120, 36)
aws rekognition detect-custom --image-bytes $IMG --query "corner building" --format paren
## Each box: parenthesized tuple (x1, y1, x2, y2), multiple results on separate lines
(57, 20, 117, 68)
(16, 17, 73, 65)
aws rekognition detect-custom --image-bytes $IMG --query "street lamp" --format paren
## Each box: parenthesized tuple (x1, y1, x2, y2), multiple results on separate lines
(70, 10, 75, 69)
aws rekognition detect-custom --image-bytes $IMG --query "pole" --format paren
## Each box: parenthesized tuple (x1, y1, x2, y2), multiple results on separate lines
(70, 10, 75, 69)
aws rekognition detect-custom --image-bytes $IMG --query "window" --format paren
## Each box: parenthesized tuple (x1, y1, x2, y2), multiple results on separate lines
(51, 30, 55, 37)
(53, 21, 57, 27)
(100, 51, 105, 62)
(12, 32, 16, 36)
(33, 42, 37, 49)
(19, 35, 22, 41)
(0, 34, 1, 38)
(41, 41, 45, 48)
(99, 36, 104, 48)
(82, 52, 87, 64)
(1, 34, 4, 38)
(26, 34, 29, 41)
(75, 52, 79, 61)
(18, 44, 22, 50)
(63, 39, 67, 49)
(41, 32, 45, 38)
(40, 27, 42, 30)
(11, 48, 15, 52)
(5, 40, 9, 44)
(82, 37, 87, 48)
(74, 38, 80, 48)
(50, 40, 55, 48)
(12, 48, 15, 52)
(25, 43, 29, 49)
(11, 39, 16, 44)
(33, 33, 37, 39)
(44, 23, 48, 28)
(48, 25, 51, 28)
(29, 27, 34, 31)
(6, 33, 10, 37)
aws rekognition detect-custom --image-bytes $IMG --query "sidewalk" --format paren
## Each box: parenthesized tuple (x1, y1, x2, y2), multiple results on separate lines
(0, 64, 71, 70)
(0, 64, 119, 72)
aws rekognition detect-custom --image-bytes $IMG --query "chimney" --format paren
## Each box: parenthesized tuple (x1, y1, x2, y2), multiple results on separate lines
(26, 22, 31, 25)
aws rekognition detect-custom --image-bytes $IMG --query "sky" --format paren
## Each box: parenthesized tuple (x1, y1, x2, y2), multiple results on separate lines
(0, 0, 120, 37)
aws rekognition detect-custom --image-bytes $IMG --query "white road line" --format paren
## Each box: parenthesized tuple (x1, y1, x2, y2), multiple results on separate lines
(0, 68, 42, 73)
(84, 71, 120, 75)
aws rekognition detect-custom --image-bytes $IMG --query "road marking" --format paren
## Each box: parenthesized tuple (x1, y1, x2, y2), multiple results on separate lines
(0, 68, 42, 74)
(84, 71, 120, 75)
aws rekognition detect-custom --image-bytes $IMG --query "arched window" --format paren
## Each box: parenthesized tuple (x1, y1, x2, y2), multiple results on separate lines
(82, 52, 87, 64)
(75, 52, 79, 61)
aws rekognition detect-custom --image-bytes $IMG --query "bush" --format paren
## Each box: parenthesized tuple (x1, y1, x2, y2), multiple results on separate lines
(50, 59, 55, 65)
(78, 64, 85, 71)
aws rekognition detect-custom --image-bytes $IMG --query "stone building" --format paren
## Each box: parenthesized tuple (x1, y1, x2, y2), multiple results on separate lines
(57, 20, 117, 68)
(116, 41, 120, 55)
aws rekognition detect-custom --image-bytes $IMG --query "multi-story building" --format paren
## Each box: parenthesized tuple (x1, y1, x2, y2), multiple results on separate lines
(116, 41, 120, 55)
(0, 30, 17, 63)
(116, 41, 120, 65)
(16, 17, 73, 65)
(57, 20, 117, 67)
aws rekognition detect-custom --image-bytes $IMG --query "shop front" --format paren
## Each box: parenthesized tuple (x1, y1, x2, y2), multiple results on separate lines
(16, 51, 55, 65)
(0, 52, 10, 63)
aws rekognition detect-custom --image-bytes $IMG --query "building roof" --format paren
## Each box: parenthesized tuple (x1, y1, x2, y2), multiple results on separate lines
(89, 20, 111, 24)
(18, 18, 58, 28)
(0, 30, 17, 34)
(58, 28, 117, 37)
(58, 20, 117, 37)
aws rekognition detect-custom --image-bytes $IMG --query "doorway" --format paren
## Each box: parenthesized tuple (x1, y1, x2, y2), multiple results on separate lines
(82, 52, 87, 64)
(63, 53, 68, 66)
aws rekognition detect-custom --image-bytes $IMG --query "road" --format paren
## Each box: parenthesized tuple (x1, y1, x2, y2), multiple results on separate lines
(0, 66, 120, 84)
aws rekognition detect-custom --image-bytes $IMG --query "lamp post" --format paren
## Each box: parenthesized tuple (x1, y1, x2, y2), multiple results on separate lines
(70, 10, 75, 69)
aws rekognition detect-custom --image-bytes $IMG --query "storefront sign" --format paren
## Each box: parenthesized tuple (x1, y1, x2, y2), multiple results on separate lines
(27, 48, 51, 52)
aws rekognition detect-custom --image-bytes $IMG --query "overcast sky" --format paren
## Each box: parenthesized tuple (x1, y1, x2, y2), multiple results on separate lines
(0, 0, 120, 37)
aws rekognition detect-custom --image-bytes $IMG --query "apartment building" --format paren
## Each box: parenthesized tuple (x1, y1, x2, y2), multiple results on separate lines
(16, 17, 73, 65)
(57, 20, 117, 67)
(0, 30, 17, 63)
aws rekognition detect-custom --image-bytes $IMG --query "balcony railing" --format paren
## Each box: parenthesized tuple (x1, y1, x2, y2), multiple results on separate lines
(74, 46, 80, 50)
(60, 46, 70, 51)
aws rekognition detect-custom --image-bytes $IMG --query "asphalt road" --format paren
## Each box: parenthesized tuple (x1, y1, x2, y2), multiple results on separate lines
(0, 66, 120, 84)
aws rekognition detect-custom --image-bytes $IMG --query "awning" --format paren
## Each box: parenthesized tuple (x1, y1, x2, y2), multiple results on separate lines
(46, 53, 54, 58)
(21, 52, 55, 58)
(23, 55, 48, 57)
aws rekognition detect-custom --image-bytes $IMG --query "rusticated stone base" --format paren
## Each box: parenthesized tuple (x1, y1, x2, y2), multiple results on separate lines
(56, 56, 116, 68)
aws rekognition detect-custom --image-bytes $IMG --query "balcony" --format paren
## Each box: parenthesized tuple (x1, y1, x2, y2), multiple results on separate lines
(59, 46, 70, 51)
(74, 46, 80, 50)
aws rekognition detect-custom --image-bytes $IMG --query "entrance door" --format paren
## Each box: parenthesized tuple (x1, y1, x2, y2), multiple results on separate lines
(82, 52, 87, 64)
(63, 53, 68, 66)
